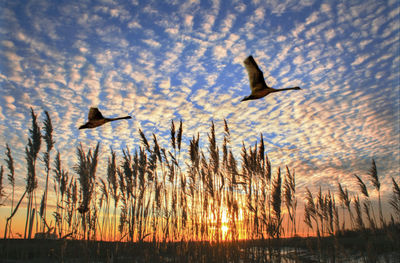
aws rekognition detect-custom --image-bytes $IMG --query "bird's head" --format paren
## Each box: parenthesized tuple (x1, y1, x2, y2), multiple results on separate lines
(241, 95, 255, 102)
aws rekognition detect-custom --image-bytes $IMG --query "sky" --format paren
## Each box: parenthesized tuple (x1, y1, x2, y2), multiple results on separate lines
(0, 0, 399, 229)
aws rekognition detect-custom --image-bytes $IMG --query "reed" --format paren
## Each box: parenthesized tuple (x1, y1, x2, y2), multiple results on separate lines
(40, 111, 54, 233)
(1, 109, 399, 263)
(24, 108, 42, 239)
(337, 182, 354, 230)
(74, 143, 99, 239)
(0, 165, 4, 204)
(4, 144, 15, 238)
(107, 148, 119, 240)
(354, 174, 376, 229)
(368, 159, 384, 228)
(284, 166, 297, 236)
(354, 195, 364, 230)
(53, 151, 69, 237)
(389, 177, 400, 222)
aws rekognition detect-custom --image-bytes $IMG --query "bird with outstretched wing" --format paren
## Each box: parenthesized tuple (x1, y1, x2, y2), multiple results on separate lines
(79, 107, 132, 129)
(242, 55, 301, 101)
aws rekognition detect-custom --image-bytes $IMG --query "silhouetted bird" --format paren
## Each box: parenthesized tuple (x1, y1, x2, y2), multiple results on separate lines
(79, 107, 132, 129)
(241, 55, 301, 101)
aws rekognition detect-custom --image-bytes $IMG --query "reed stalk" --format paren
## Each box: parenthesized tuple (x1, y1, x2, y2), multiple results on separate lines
(4, 144, 15, 238)
(40, 111, 54, 233)
(0, 166, 4, 204)
(24, 108, 41, 239)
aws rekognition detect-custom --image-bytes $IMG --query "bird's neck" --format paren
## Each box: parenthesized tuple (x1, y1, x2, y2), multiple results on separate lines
(273, 87, 300, 92)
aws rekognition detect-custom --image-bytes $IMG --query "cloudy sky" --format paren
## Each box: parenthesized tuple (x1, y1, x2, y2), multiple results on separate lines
(0, 0, 399, 219)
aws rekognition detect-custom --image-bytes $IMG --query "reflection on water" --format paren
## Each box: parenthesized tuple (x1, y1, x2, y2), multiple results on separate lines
(239, 246, 400, 263)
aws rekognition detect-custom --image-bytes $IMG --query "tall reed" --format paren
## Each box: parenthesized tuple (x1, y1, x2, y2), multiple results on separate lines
(40, 111, 54, 232)
(368, 159, 384, 228)
(74, 143, 99, 239)
(389, 177, 400, 222)
(24, 108, 41, 239)
(1, 110, 399, 249)
(354, 174, 376, 229)
(4, 144, 15, 238)
(0, 165, 4, 204)
(53, 151, 69, 237)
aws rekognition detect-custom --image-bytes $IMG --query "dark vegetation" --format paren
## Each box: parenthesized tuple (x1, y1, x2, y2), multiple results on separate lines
(0, 108, 399, 262)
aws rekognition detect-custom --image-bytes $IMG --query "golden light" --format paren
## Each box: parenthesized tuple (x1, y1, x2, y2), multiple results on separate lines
(221, 209, 229, 240)
(221, 224, 229, 239)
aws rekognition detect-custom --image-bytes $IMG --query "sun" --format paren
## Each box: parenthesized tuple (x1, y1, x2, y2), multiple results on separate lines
(221, 224, 229, 240)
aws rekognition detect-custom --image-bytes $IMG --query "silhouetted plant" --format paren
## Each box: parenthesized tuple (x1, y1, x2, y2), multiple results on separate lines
(74, 142, 99, 239)
(354, 174, 376, 229)
(354, 195, 364, 230)
(107, 148, 119, 240)
(284, 166, 297, 236)
(304, 187, 319, 236)
(368, 159, 384, 228)
(4, 144, 15, 238)
(24, 107, 41, 239)
(40, 111, 54, 232)
(53, 151, 69, 237)
(389, 177, 400, 222)
(272, 168, 282, 238)
(338, 182, 354, 230)
(1, 110, 399, 261)
(0, 165, 4, 204)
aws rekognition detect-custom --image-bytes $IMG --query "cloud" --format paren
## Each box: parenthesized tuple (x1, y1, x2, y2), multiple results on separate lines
(213, 45, 227, 60)
(142, 38, 161, 48)
(184, 14, 194, 29)
(0, 0, 398, 217)
(202, 14, 216, 34)
(351, 55, 369, 66)
(128, 20, 141, 29)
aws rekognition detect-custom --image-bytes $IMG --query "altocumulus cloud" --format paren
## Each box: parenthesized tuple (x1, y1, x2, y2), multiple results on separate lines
(0, 0, 398, 210)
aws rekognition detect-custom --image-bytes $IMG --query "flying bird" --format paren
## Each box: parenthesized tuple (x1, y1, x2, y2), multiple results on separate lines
(79, 107, 132, 129)
(241, 55, 301, 101)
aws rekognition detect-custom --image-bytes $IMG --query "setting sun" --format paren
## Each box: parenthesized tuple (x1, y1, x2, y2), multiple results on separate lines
(0, 0, 399, 261)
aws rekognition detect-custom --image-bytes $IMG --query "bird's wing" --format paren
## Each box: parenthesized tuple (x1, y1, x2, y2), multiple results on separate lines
(88, 107, 104, 121)
(243, 56, 268, 92)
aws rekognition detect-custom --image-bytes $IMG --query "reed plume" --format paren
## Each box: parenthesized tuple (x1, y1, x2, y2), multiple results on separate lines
(367, 159, 384, 227)
(170, 120, 176, 150)
(304, 188, 318, 236)
(354, 174, 376, 229)
(389, 177, 400, 222)
(4, 144, 15, 238)
(74, 143, 99, 239)
(337, 182, 354, 230)
(177, 119, 183, 152)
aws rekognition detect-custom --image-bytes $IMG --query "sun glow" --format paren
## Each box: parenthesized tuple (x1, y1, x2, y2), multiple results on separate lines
(221, 224, 229, 240)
